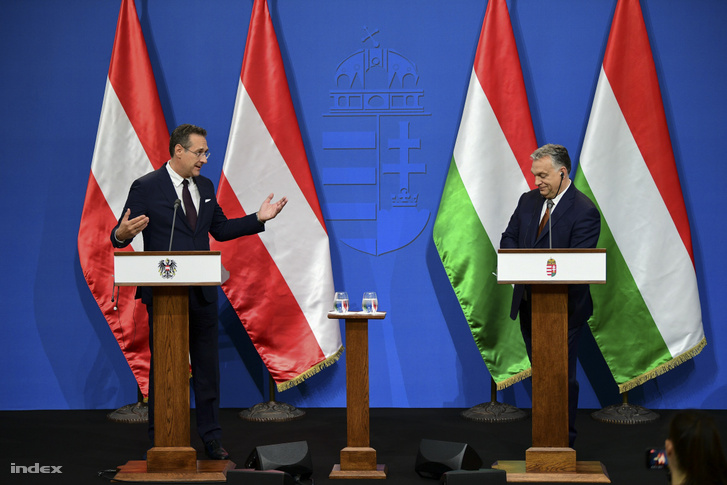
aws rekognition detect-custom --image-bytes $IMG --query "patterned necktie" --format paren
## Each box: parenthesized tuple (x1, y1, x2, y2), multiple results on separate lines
(182, 179, 197, 231)
(537, 199, 553, 237)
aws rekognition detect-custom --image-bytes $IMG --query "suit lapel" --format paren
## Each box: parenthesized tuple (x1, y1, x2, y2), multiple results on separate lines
(529, 196, 544, 247)
(157, 166, 194, 233)
(157, 166, 179, 208)
(194, 177, 214, 228)
(550, 183, 575, 227)
(535, 183, 576, 245)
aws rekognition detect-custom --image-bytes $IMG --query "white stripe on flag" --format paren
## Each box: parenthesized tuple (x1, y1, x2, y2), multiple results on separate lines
(455, 70, 530, 239)
(91, 79, 153, 251)
(581, 68, 702, 356)
(92, 80, 154, 216)
(223, 81, 337, 354)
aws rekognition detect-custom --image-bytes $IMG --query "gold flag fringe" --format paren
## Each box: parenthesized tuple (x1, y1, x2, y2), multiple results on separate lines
(272, 336, 705, 394)
(275, 345, 345, 392)
(617, 337, 707, 394)
(495, 367, 532, 391)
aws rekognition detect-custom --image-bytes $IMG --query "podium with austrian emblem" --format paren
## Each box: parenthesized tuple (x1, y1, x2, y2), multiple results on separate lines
(112, 251, 234, 482)
(493, 248, 610, 483)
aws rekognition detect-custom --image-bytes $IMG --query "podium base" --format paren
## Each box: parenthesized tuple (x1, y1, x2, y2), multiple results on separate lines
(492, 459, 610, 483)
(330, 447, 387, 479)
(329, 464, 387, 479)
(113, 459, 235, 482)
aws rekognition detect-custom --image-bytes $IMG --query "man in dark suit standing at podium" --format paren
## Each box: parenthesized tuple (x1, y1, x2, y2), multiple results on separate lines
(500, 144, 600, 447)
(111, 124, 287, 459)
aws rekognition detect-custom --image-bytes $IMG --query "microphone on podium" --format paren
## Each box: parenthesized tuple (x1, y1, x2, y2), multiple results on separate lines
(547, 199, 554, 249)
(548, 171, 565, 249)
(169, 199, 181, 251)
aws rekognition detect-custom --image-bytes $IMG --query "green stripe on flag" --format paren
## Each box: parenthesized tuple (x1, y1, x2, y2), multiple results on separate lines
(574, 171, 691, 393)
(434, 158, 530, 389)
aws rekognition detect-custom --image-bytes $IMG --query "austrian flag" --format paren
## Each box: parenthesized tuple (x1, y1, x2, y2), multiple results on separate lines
(211, 0, 342, 391)
(78, 0, 169, 398)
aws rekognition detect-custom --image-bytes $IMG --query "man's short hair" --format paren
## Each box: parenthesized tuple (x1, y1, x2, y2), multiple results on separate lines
(531, 144, 571, 173)
(169, 124, 207, 157)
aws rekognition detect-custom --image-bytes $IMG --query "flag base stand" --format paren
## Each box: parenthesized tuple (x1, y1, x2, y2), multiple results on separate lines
(591, 392, 659, 424)
(107, 389, 148, 423)
(239, 401, 305, 422)
(461, 401, 528, 423)
(461, 378, 528, 423)
(107, 401, 148, 423)
(239, 375, 305, 423)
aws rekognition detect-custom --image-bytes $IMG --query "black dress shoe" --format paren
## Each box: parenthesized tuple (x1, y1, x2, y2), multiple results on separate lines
(204, 440, 229, 460)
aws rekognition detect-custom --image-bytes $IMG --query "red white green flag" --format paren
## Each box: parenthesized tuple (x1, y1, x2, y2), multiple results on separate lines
(575, 0, 705, 392)
(433, 0, 535, 389)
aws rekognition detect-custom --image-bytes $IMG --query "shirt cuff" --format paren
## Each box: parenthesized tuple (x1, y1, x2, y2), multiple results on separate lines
(113, 229, 126, 244)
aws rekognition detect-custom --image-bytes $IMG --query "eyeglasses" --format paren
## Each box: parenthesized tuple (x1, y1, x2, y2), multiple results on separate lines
(183, 147, 211, 161)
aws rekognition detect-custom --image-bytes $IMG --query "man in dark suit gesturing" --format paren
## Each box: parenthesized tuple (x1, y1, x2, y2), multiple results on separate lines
(500, 144, 600, 447)
(111, 124, 287, 460)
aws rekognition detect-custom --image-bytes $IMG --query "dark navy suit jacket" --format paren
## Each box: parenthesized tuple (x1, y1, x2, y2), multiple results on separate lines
(111, 165, 264, 305)
(500, 182, 601, 328)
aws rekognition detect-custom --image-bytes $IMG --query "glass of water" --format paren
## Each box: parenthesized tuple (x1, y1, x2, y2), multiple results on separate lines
(333, 292, 349, 313)
(362, 291, 378, 313)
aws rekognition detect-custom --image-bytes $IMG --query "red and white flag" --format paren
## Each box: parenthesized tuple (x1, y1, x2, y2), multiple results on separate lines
(212, 0, 342, 391)
(78, 0, 169, 398)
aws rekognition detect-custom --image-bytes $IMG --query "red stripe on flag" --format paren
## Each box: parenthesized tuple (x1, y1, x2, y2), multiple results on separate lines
(603, 0, 693, 258)
(79, 0, 170, 398)
(108, 0, 169, 169)
(474, 0, 538, 187)
(215, 174, 325, 382)
(239, 0, 326, 231)
(78, 173, 150, 396)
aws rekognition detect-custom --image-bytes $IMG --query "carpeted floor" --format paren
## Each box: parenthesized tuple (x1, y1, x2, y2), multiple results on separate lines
(3, 407, 723, 485)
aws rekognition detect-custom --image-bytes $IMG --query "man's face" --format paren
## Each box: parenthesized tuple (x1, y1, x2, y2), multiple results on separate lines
(172, 133, 209, 178)
(531, 156, 565, 199)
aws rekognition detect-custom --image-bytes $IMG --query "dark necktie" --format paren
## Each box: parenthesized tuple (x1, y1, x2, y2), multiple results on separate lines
(182, 179, 197, 231)
(537, 199, 553, 237)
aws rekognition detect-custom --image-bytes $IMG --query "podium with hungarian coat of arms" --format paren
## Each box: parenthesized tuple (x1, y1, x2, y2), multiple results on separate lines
(112, 251, 234, 482)
(493, 248, 610, 483)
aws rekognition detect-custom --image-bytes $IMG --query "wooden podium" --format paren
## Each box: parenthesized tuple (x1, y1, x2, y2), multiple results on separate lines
(112, 251, 235, 482)
(328, 311, 388, 479)
(493, 249, 610, 483)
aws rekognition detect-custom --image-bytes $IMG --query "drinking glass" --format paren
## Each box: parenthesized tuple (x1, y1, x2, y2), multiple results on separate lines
(362, 291, 378, 313)
(333, 292, 349, 313)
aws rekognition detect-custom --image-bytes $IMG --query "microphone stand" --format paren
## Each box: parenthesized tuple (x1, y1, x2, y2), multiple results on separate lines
(169, 199, 181, 251)
(547, 199, 555, 249)
(547, 173, 565, 249)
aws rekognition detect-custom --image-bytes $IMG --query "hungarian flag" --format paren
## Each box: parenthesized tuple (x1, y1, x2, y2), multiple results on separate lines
(575, 0, 705, 392)
(433, 0, 535, 390)
(78, 0, 169, 398)
(212, 0, 342, 391)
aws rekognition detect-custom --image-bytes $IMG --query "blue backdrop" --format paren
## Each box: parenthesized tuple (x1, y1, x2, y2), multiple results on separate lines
(1, 0, 725, 411)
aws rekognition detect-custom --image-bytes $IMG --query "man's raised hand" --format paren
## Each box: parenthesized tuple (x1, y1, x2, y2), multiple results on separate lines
(116, 208, 149, 241)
